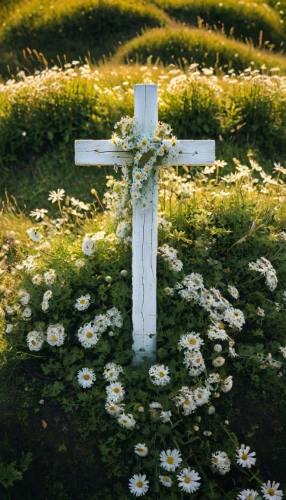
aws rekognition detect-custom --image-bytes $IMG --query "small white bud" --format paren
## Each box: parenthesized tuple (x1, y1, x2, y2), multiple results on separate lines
(121, 270, 128, 277)
(108, 331, 114, 337)
(138, 406, 144, 413)
(208, 406, 216, 415)
(105, 276, 112, 283)
(214, 344, 222, 352)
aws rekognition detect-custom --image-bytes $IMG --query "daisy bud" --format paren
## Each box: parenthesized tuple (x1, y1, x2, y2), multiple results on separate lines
(39, 399, 45, 405)
(193, 425, 199, 431)
(138, 406, 144, 413)
(214, 344, 222, 352)
(105, 276, 112, 283)
(208, 406, 216, 415)
(108, 331, 114, 337)
(121, 270, 128, 277)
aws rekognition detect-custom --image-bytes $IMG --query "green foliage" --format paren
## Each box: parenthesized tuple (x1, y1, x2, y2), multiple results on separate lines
(1, 163, 286, 497)
(115, 26, 286, 72)
(0, 452, 32, 489)
(153, 0, 285, 49)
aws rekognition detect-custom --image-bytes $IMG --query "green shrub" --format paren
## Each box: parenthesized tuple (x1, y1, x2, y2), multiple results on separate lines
(115, 26, 286, 72)
(153, 0, 285, 49)
(1, 160, 286, 498)
(0, 0, 169, 79)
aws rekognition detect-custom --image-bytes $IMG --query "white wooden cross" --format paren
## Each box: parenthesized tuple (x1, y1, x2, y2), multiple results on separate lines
(75, 84, 215, 364)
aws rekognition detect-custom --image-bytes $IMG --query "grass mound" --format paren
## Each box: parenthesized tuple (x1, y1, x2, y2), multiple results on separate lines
(115, 26, 286, 73)
(153, 0, 285, 50)
(0, 0, 169, 79)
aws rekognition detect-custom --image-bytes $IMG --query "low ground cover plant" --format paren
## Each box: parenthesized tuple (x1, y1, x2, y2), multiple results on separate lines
(1, 153, 286, 498)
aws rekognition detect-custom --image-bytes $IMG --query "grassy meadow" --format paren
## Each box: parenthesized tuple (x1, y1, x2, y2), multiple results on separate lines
(1, 0, 286, 498)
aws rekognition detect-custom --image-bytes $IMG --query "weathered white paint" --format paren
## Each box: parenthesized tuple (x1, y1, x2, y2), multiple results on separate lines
(132, 84, 158, 363)
(75, 139, 215, 167)
(74, 83, 215, 364)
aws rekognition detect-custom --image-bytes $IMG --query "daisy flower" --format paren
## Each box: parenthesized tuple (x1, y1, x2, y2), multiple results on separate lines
(224, 308, 245, 330)
(22, 307, 32, 319)
(77, 368, 96, 389)
(117, 413, 136, 429)
(134, 443, 148, 457)
(211, 451, 231, 475)
(228, 285, 239, 299)
(261, 481, 283, 500)
(48, 189, 65, 203)
(30, 208, 48, 220)
(103, 362, 123, 382)
(44, 269, 56, 285)
(129, 474, 149, 497)
(46, 324, 65, 346)
(94, 314, 111, 333)
(75, 294, 90, 311)
(32, 274, 42, 285)
(19, 290, 30, 305)
(194, 386, 210, 406)
(159, 449, 182, 472)
(221, 375, 233, 393)
(27, 331, 45, 351)
(149, 364, 170, 386)
(77, 323, 99, 348)
(237, 490, 259, 500)
(159, 475, 173, 488)
(105, 401, 125, 417)
(106, 382, 125, 403)
(177, 467, 201, 493)
(257, 307, 265, 317)
(43, 290, 53, 300)
(212, 356, 225, 368)
(160, 411, 172, 423)
(178, 332, 204, 351)
(41, 300, 49, 312)
(82, 237, 94, 256)
(236, 445, 256, 469)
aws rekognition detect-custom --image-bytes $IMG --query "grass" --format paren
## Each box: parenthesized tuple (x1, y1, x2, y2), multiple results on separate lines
(0, 0, 169, 79)
(152, 0, 285, 49)
(115, 26, 286, 72)
(0, 63, 286, 208)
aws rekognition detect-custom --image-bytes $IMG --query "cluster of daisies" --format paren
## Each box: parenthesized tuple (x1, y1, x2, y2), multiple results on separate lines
(111, 117, 180, 202)
(27, 323, 66, 350)
(129, 447, 201, 496)
(249, 257, 278, 291)
(77, 307, 122, 349)
(158, 243, 183, 272)
(103, 362, 136, 430)
(174, 272, 245, 357)
(128, 442, 283, 498)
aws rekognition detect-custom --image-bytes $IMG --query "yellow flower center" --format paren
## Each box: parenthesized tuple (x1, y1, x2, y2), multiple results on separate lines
(184, 399, 190, 405)
(135, 173, 141, 179)
(136, 481, 143, 488)
(113, 387, 120, 393)
(159, 371, 165, 377)
(218, 323, 224, 329)
(122, 143, 127, 148)
(234, 312, 239, 317)
(86, 332, 93, 338)
(189, 339, 197, 345)
(109, 406, 115, 412)
(31, 340, 36, 345)
(83, 374, 90, 380)
(166, 457, 174, 464)
(142, 139, 147, 145)
(51, 335, 58, 341)
(137, 448, 144, 453)
(163, 477, 170, 483)
(268, 488, 275, 496)
(196, 358, 201, 364)
(212, 458, 219, 463)
(122, 419, 127, 424)
(241, 453, 248, 460)
(197, 393, 202, 398)
(137, 145, 142, 151)
(184, 477, 191, 484)
(80, 299, 85, 304)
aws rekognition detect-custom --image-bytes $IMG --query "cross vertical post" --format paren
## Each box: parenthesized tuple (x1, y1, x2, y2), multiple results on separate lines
(132, 85, 158, 364)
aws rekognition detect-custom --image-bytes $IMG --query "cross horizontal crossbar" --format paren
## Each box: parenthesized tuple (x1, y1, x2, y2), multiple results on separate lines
(75, 139, 215, 166)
